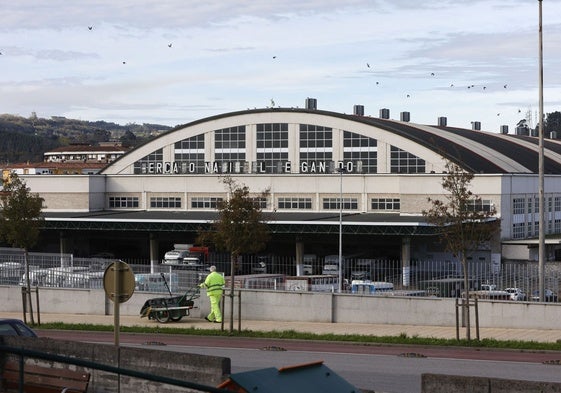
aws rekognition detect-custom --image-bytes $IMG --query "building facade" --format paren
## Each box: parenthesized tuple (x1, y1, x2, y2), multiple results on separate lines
(8, 102, 561, 265)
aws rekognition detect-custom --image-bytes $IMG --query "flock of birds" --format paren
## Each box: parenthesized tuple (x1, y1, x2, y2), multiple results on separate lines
(0, 25, 525, 126)
(363, 62, 523, 120)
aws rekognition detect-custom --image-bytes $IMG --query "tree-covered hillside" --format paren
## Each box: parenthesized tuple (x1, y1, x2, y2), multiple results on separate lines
(0, 113, 172, 163)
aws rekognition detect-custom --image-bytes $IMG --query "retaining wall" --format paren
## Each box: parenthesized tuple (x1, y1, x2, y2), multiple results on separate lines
(0, 335, 230, 393)
(422, 373, 561, 393)
(2, 285, 561, 329)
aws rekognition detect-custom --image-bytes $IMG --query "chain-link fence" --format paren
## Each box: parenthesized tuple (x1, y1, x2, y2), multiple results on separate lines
(2, 248, 560, 300)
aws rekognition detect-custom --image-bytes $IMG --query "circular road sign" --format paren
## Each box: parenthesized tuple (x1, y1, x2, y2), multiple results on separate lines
(103, 261, 135, 303)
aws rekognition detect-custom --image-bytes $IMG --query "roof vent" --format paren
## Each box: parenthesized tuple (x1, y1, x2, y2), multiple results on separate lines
(353, 105, 364, 116)
(400, 112, 410, 122)
(471, 121, 481, 131)
(550, 131, 558, 139)
(438, 117, 447, 127)
(379, 108, 390, 119)
(515, 126, 530, 136)
(500, 125, 509, 134)
(305, 98, 317, 110)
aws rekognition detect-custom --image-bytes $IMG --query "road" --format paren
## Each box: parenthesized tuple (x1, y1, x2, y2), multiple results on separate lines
(39, 330, 561, 393)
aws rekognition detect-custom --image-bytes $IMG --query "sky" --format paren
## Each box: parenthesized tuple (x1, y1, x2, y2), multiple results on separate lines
(1, 1, 561, 133)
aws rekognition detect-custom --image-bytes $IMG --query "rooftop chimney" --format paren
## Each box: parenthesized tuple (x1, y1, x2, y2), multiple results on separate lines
(471, 121, 481, 131)
(438, 117, 447, 127)
(379, 108, 390, 119)
(305, 98, 317, 110)
(353, 105, 364, 116)
(500, 125, 509, 134)
(400, 112, 410, 122)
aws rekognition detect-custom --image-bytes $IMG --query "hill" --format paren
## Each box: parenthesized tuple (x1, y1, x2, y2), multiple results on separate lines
(0, 113, 172, 163)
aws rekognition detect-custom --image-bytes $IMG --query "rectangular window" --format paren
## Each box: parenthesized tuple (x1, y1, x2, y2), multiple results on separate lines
(513, 198, 525, 214)
(322, 198, 358, 210)
(191, 197, 223, 209)
(150, 197, 181, 208)
(512, 222, 525, 239)
(109, 196, 139, 208)
(299, 124, 333, 173)
(256, 123, 289, 173)
(251, 197, 268, 209)
(278, 198, 312, 210)
(371, 198, 400, 211)
(467, 199, 493, 212)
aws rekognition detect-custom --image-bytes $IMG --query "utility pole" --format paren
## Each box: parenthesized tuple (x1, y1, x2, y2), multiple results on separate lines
(538, 0, 545, 302)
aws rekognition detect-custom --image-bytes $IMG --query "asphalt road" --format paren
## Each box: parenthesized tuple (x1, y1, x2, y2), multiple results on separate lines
(38, 330, 561, 393)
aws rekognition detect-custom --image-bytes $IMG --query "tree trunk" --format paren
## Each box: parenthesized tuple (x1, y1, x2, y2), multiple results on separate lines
(462, 255, 470, 341)
(24, 249, 35, 325)
(229, 253, 237, 333)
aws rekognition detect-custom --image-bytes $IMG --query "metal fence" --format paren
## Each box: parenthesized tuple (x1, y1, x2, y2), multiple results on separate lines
(1, 248, 560, 301)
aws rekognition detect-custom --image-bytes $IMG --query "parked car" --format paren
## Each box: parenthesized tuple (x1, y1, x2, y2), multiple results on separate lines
(531, 289, 558, 302)
(0, 318, 37, 337)
(504, 287, 527, 301)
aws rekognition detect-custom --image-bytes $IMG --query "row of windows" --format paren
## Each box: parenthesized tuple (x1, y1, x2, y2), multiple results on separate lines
(134, 124, 430, 175)
(511, 196, 561, 239)
(371, 198, 400, 210)
(108, 196, 402, 211)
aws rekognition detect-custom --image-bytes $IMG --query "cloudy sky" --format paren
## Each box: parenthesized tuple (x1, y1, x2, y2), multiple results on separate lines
(1, 1, 560, 133)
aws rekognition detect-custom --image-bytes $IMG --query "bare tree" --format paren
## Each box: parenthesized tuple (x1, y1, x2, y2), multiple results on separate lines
(422, 161, 500, 340)
(0, 173, 44, 324)
(198, 176, 270, 332)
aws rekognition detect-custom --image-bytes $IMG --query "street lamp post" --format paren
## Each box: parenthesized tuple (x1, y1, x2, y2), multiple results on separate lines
(337, 166, 345, 293)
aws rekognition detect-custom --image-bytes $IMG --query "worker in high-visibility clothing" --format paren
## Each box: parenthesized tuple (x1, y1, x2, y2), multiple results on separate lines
(200, 265, 225, 323)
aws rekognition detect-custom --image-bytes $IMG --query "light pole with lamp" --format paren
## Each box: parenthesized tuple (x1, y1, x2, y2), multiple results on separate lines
(337, 165, 346, 293)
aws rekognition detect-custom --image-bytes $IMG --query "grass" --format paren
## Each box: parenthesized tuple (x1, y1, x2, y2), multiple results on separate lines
(33, 322, 561, 352)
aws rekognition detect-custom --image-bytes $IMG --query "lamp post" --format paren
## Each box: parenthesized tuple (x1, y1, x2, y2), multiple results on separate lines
(337, 166, 345, 293)
(538, 0, 545, 302)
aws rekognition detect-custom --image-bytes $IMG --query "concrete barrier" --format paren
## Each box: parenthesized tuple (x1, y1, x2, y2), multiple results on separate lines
(0, 335, 230, 393)
(422, 373, 561, 393)
(2, 285, 561, 329)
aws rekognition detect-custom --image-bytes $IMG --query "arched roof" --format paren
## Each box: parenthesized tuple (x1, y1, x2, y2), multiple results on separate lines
(102, 108, 561, 175)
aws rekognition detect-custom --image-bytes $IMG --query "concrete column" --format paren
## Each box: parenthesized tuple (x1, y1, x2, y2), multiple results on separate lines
(295, 241, 304, 276)
(59, 231, 71, 267)
(149, 233, 159, 273)
(401, 237, 411, 287)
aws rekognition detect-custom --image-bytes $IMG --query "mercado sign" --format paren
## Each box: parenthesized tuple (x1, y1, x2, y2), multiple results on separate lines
(138, 160, 362, 174)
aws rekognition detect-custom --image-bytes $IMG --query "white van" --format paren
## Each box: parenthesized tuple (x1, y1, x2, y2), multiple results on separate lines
(322, 255, 345, 275)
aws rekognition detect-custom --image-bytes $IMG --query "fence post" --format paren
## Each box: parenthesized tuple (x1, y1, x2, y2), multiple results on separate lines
(21, 286, 28, 324)
(455, 298, 459, 341)
(237, 290, 241, 332)
(474, 297, 479, 340)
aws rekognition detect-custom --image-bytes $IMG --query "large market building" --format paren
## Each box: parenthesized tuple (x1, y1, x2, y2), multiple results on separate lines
(8, 99, 561, 272)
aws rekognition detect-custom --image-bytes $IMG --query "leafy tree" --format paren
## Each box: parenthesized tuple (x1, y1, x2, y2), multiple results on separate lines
(197, 176, 270, 332)
(0, 173, 45, 324)
(544, 111, 561, 136)
(422, 161, 500, 341)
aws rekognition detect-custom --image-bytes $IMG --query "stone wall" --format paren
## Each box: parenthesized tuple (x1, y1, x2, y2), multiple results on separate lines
(0, 335, 230, 393)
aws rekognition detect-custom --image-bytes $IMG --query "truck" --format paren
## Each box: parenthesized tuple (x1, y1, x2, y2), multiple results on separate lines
(162, 244, 209, 269)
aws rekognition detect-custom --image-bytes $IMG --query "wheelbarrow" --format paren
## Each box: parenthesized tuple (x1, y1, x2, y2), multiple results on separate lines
(140, 275, 200, 323)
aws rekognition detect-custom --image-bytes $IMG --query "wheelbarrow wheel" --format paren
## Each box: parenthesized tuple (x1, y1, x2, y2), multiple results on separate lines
(155, 310, 170, 323)
(170, 310, 183, 322)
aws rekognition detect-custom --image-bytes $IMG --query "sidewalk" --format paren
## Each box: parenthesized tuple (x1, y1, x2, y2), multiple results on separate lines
(2, 312, 561, 343)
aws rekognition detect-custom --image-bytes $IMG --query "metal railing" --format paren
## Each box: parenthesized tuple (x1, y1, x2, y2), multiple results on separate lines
(2, 248, 560, 300)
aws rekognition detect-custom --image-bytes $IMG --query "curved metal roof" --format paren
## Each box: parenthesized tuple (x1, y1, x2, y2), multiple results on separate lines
(102, 107, 561, 175)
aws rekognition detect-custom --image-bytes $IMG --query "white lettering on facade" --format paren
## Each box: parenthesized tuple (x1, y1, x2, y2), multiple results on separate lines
(138, 160, 358, 174)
